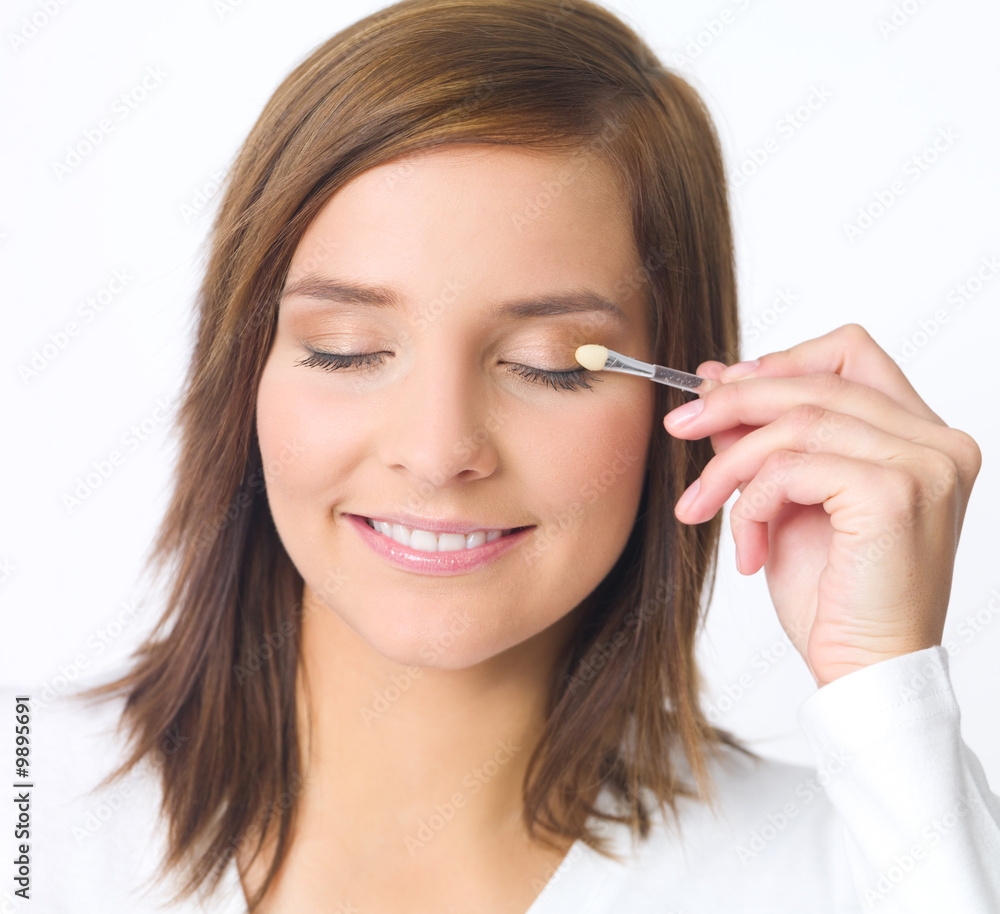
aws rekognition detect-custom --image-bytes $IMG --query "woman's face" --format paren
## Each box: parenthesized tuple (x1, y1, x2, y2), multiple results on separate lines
(256, 143, 656, 669)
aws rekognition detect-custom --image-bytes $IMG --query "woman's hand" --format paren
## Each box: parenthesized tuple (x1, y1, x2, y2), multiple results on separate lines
(662, 323, 982, 688)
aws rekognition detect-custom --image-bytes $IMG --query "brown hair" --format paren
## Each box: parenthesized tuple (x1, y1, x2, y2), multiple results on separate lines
(79, 0, 750, 908)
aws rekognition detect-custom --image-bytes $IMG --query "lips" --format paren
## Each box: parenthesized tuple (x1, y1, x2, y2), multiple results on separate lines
(346, 514, 535, 576)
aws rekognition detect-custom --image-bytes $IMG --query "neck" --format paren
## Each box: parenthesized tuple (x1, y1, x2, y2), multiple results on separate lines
(293, 584, 583, 859)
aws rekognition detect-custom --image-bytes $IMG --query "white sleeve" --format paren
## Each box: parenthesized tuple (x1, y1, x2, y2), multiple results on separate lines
(796, 645, 1000, 913)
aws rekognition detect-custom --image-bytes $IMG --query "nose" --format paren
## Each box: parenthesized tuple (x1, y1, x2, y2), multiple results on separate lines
(380, 344, 499, 488)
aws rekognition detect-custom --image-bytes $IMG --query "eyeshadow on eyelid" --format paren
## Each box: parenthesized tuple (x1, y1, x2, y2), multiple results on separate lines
(284, 309, 622, 355)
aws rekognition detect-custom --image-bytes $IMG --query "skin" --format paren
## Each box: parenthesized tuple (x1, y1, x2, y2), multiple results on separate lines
(248, 143, 656, 911)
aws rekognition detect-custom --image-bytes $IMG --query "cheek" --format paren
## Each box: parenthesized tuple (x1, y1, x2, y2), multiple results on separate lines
(516, 383, 653, 557)
(255, 362, 364, 505)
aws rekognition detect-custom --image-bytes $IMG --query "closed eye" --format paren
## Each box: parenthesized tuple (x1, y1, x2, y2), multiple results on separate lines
(295, 348, 602, 391)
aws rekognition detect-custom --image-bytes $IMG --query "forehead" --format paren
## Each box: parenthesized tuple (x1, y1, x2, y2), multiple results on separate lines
(285, 143, 646, 327)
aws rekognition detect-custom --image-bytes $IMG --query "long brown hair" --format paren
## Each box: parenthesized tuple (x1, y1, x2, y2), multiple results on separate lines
(79, 0, 749, 908)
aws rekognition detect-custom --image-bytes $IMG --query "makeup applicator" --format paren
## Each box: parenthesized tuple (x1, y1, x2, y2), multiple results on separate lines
(574, 345, 720, 395)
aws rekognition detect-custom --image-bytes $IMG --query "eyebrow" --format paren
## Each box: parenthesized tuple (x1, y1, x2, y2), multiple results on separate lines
(280, 274, 628, 324)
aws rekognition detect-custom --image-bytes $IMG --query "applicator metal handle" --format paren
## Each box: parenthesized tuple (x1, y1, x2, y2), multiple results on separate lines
(603, 352, 719, 395)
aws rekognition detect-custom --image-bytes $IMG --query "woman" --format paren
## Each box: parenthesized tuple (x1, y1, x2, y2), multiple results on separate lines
(20, 0, 998, 911)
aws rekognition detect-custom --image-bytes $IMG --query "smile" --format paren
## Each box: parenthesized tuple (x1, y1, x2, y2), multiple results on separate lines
(347, 514, 535, 576)
(364, 517, 522, 552)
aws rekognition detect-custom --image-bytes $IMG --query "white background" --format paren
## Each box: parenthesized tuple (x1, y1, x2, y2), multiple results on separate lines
(3, 0, 998, 778)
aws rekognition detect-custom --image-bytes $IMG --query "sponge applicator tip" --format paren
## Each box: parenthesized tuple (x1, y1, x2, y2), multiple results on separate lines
(575, 344, 609, 371)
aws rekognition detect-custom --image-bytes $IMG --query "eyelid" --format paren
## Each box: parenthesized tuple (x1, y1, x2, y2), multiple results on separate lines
(295, 346, 602, 391)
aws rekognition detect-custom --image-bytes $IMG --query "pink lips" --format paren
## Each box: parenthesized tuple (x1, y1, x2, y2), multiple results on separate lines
(346, 513, 535, 576)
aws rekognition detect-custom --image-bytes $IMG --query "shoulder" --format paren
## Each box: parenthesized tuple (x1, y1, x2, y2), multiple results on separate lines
(2, 675, 245, 913)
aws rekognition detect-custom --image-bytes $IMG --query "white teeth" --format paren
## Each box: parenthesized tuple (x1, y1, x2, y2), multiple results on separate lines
(366, 518, 509, 552)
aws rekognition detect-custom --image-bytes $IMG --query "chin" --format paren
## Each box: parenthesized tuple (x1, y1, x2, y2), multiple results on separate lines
(341, 603, 517, 671)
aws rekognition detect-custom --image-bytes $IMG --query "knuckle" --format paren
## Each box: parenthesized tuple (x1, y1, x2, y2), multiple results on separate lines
(876, 466, 922, 515)
(812, 370, 846, 400)
(838, 323, 873, 346)
(785, 403, 827, 436)
(707, 377, 739, 411)
(763, 448, 801, 481)
(946, 427, 983, 480)
(926, 449, 960, 494)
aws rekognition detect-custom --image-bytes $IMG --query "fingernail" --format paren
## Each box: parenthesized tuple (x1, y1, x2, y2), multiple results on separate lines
(721, 359, 759, 381)
(664, 398, 705, 429)
(675, 478, 701, 515)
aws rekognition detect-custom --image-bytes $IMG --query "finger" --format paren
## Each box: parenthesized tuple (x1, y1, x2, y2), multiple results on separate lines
(664, 412, 756, 453)
(709, 424, 757, 454)
(723, 452, 895, 574)
(718, 323, 944, 425)
(731, 453, 862, 576)
(695, 360, 727, 379)
(674, 405, 958, 526)
(672, 360, 752, 453)
(664, 372, 953, 453)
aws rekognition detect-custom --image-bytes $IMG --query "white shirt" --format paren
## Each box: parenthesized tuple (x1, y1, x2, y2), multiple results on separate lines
(5, 645, 999, 913)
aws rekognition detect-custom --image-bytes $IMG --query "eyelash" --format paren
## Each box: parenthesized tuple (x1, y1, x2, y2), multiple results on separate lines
(295, 349, 601, 392)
